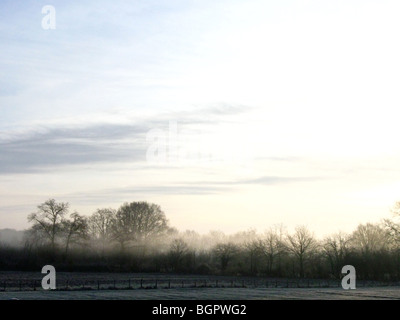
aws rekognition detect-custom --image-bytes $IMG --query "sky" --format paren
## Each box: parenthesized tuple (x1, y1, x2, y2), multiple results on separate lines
(1, 0, 400, 237)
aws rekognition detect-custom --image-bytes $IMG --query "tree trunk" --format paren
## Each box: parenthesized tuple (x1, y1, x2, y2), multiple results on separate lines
(299, 255, 304, 278)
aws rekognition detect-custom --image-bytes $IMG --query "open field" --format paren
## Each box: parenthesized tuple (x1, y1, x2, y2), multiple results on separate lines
(0, 271, 394, 291)
(0, 272, 399, 299)
(1, 287, 400, 300)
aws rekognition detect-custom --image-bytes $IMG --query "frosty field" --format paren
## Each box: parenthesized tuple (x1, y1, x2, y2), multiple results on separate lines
(1, 286, 400, 300)
(0, 272, 399, 300)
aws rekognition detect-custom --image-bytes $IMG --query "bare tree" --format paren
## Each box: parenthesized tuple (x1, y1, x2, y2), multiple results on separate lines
(213, 242, 238, 272)
(351, 223, 388, 254)
(88, 208, 116, 254)
(384, 202, 400, 245)
(323, 232, 350, 276)
(257, 226, 286, 275)
(286, 226, 318, 278)
(62, 212, 89, 256)
(168, 238, 189, 271)
(27, 199, 69, 250)
(244, 240, 262, 275)
(112, 202, 169, 251)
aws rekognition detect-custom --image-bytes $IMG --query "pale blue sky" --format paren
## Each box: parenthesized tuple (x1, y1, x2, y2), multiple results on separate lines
(1, 0, 400, 236)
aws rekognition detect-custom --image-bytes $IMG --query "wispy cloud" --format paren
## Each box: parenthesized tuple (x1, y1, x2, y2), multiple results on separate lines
(239, 176, 323, 185)
(62, 174, 322, 205)
(65, 184, 231, 205)
(0, 104, 254, 174)
(176, 175, 324, 187)
(0, 123, 148, 173)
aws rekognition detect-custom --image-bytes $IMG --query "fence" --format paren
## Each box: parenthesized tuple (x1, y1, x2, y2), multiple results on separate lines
(0, 277, 398, 292)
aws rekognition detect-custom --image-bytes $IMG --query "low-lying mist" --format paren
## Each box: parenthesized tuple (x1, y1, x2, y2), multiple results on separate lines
(1, 199, 400, 281)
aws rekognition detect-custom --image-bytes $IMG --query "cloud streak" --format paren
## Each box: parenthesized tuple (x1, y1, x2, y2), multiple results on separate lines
(64, 175, 324, 205)
(0, 123, 148, 173)
(0, 104, 255, 174)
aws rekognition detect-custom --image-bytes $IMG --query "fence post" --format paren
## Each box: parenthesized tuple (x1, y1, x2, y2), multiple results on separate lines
(140, 279, 143, 289)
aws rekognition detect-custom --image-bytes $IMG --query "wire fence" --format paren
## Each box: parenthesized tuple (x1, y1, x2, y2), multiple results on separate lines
(1, 277, 399, 292)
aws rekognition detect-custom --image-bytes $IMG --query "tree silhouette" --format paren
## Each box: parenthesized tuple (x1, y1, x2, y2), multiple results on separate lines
(257, 226, 286, 275)
(213, 242, 238, 272)
(28, 199, 69, 251)
(168, 238, 189, 272)
(62, 212, 88, 257)
(286, 226, 317, 278)
(323, 232, 350, 276)
(88, 208, 116, 255)
(112, 201, 169, 251)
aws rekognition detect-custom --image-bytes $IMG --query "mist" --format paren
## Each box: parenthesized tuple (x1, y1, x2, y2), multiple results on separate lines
(1, 199, 399, 281)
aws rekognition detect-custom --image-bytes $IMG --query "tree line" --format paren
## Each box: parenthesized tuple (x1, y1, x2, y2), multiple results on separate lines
(1, 199, 400, 280)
